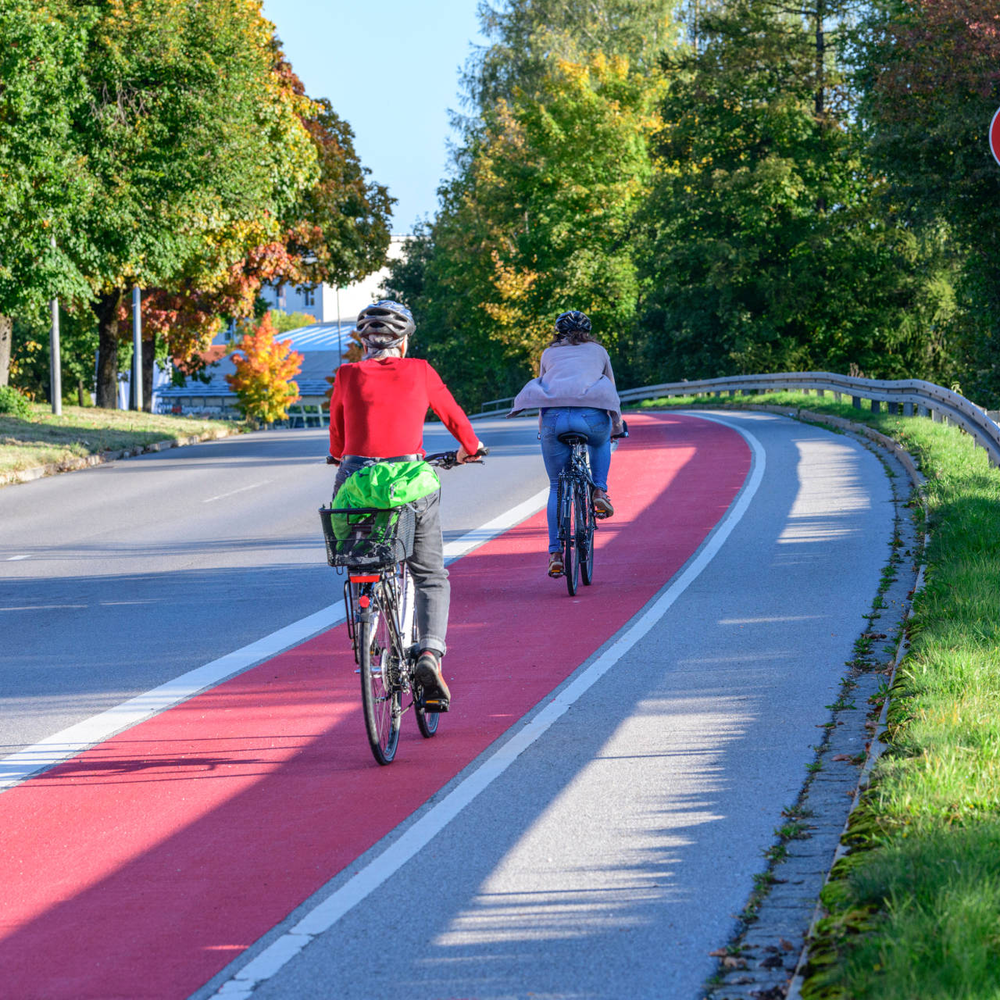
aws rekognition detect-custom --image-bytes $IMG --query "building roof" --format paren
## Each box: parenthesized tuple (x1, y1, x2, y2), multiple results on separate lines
(157, 322, 352, 399)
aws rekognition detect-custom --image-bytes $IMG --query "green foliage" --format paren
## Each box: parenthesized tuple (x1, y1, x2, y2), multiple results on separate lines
(853, 0, 1000, 406)
(268, 310, 320, 334)
(10, 307, 100, 405)
(388, 52, 662, 408)
(464, 0, 677, 110)
(292, 97, 394, 289)
(0, 0, 91, 318)
(637, 0, 954, 385)
(0, 384, 31, 418)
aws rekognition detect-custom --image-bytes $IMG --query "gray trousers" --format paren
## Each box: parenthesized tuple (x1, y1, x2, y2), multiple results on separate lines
(333, 458, 450, 656)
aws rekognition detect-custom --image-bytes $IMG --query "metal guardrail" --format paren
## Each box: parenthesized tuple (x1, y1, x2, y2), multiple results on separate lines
(478, 396, 516, 415)
(618, 371, 1000, 467)
(475, 372, 1000, 467)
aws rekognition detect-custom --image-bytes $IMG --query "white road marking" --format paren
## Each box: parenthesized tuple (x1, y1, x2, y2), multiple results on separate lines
(210, 417, 765, 1000)
(0, 488, 549, 793)
(7, 555, 30, 561)
(203, 481, 272, 503)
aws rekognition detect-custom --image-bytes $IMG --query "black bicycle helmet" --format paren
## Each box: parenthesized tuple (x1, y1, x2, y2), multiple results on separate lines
(555, 310, 591, 335)
(354, 299, 415, 347)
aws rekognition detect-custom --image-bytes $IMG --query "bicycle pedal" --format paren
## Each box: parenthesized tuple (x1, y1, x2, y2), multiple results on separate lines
(421, 697, 449, 713)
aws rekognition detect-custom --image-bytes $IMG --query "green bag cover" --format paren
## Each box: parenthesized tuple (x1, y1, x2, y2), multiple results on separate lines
(332, 460, 441, 542)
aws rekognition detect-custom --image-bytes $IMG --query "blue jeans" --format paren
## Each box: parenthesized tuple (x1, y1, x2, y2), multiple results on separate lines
(540, 407, 612, 554)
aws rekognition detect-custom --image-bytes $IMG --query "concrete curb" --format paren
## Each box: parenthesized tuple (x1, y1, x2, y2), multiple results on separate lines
(1, 427, 239, 488)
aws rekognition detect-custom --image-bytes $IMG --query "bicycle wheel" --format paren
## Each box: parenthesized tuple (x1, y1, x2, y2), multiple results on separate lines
(561, 474, 580, 596)
(401, 567, 439, 739)
(577, 483, 595, 586)
(359, 599, 402, 765)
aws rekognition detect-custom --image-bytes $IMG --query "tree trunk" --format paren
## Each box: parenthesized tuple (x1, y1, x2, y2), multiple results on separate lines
(142, 333, 156, 412)
(93, 290, 124, 409)
(0, 313, 12, 387)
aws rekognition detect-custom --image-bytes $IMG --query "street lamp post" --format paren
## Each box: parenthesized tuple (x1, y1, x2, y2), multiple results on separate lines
(49, 235, 61, 415)
(49, 296, 61, 416)
(131, 285, 143, 411)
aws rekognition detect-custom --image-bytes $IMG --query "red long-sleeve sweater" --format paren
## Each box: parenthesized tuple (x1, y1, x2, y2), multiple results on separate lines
(328, 357, 479, 459)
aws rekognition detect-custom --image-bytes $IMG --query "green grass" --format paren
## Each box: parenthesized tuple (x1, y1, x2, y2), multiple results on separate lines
(0, 403, 243, 478)
(640, 390, 1000, 998)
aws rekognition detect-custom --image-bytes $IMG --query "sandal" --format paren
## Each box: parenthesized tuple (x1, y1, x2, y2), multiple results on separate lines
(592, 489, 614, 519)
(548, 552, 564, 577)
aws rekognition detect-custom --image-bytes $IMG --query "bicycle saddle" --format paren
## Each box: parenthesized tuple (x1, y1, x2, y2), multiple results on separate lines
(557, 432, 587, 445)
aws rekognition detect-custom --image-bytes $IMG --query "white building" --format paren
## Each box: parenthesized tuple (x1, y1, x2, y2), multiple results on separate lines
(257, 235, 408, 325)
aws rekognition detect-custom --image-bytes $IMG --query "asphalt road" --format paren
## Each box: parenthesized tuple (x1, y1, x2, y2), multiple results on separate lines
(0, 417, 548, 757)
(0, 410, 894, 1000)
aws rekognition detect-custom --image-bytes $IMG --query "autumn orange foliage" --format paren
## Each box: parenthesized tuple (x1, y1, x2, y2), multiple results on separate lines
(226, 312, 303, 424)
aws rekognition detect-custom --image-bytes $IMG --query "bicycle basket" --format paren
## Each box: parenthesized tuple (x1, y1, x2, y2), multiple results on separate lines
(318, 504, 416, 568)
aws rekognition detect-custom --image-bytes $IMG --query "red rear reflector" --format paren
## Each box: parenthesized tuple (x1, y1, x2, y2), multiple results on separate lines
(359, 596, 370, 608)
(349, 574, 380, 583)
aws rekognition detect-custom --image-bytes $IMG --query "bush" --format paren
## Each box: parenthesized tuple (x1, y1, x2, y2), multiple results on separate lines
(0, 385, 32, 418)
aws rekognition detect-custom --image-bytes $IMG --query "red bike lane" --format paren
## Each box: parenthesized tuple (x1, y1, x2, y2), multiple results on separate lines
(0, 412, 750, 1000)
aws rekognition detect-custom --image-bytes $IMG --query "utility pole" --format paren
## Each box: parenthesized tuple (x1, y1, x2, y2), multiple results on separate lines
(336, 285, 342, 363)
(131, 285, 143, 411)
(49, 236, 61, 415)
(49, 297, 62, 416)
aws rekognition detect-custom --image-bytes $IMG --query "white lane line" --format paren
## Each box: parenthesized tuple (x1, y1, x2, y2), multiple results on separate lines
(203, 481, 272, 504)
(0, 489, 549, 793)
(7, 555, 31, 561)
(210, 419, 765, 1000)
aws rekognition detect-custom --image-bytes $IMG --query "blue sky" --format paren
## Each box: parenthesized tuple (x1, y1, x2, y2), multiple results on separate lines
(261, 0, 486, 235)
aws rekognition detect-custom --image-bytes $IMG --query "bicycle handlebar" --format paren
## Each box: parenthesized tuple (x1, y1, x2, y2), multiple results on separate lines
(424, 445, 489, 469)
(327, 446, 489, 468)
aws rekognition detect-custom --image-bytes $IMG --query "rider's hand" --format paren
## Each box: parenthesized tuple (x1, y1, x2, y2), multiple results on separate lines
(457, 440, 485, 463)
(326, 454, 341, 465)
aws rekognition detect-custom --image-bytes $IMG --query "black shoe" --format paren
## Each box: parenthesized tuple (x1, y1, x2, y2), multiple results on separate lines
(414, 650, 451, 712)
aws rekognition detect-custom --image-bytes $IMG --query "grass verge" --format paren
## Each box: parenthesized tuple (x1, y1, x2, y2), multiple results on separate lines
(0, 404, 244, 479)
(639, 391, 1000, 998)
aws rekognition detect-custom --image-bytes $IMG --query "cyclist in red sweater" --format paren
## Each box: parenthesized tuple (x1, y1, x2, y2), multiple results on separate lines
(327, 300, 484, 708)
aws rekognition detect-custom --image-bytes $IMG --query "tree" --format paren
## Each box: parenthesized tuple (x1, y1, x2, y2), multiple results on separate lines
(387, 0, 673, 407)
(226, 312, 303, 424)
(0, 0, 91, 386)
(464, 0, 677, 110)
(636, 0, 954, 384)
(854, 0, 1000, 403)
(68, 0, 318, 408)
(138, 54, 393, 396)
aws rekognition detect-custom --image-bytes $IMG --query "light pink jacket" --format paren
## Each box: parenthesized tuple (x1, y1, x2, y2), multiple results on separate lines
(508, 341, 623, 435)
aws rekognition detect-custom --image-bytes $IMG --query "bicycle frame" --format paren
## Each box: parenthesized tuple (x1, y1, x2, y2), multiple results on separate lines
(325, 446, 487, 764)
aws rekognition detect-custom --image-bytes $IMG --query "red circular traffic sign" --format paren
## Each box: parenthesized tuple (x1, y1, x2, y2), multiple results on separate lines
(991, 107, 1000, 167)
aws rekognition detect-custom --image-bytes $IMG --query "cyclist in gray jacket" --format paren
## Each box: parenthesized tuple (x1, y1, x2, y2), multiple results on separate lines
(508, 311, 622, 578)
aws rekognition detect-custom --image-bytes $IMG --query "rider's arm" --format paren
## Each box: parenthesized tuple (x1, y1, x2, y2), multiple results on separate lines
(424, 362, 481, 458)
(328, 368, 347, 461)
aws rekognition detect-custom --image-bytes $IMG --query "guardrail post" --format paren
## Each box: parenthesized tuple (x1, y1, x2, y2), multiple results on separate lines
(932, 409, 942, 423)
(833, 391, 841, 403)
(852, 396, 862, 409)
(903, 402, 914, 417)
(870, 400, 881, 413)
(887, 402, 898, 415)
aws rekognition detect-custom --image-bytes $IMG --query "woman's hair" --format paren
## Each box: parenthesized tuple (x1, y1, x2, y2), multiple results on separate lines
(549, 328, 596, 347)
(362, 334, 405, 360)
